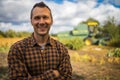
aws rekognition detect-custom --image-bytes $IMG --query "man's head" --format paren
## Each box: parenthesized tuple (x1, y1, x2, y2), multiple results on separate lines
(31, 2, 53, 36)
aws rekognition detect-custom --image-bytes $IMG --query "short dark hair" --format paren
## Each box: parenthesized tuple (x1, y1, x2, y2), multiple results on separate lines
(30, 2, 53, 20)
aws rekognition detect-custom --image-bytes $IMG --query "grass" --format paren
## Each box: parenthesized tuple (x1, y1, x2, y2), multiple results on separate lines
(59, 37, 84, 50)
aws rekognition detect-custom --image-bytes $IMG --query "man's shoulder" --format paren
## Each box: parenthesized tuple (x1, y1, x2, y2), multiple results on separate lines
(51, 38, 68, 54)
(50, 37, 67, 49)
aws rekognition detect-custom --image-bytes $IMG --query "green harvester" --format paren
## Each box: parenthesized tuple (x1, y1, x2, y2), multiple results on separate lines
(57, 21, 110, 46)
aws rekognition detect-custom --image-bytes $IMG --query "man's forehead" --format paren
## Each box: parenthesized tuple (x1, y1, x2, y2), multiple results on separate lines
(32, 7, 50, 13)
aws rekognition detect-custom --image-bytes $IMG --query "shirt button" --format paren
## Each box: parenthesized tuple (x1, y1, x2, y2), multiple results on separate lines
(41, 50, 44, 53)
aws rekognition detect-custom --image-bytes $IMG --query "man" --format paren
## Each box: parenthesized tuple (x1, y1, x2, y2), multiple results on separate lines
(8, 1, 72, 80)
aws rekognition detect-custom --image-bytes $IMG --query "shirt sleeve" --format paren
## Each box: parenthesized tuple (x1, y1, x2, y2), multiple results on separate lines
(56, 47, 72, 80)
(8, 45, 56, 80)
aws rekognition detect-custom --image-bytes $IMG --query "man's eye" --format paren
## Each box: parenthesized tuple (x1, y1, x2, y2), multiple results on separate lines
(43, 16, 49, 19)
(34, 16, 40, 20)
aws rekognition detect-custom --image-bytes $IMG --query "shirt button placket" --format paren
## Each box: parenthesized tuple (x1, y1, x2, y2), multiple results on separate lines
(41, 50, 46, 65)
(41, 50, 44, 53)
(41, 50, 44, 57)
(44, 61, 46, 64)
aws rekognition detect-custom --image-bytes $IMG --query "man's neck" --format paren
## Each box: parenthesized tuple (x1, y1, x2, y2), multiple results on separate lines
(34, 33, 49, 46)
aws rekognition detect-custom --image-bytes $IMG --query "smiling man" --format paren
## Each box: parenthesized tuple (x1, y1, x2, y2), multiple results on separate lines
(8, 1, 72, 80)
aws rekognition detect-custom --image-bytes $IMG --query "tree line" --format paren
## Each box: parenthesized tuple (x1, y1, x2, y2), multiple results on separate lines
(0, 29, 31, 38)
(101, 17, 120, 47)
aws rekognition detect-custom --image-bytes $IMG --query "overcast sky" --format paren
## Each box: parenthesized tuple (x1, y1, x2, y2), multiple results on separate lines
(0, 0, 120, 34)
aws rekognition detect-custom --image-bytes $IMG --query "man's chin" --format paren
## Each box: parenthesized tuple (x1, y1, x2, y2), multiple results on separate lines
(38, 32, 47, 36)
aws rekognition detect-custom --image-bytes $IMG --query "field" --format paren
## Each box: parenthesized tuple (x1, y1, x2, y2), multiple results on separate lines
(0, 38, 120, 80)
(70, 46, 120, 80)
(0, 38, 23, 52)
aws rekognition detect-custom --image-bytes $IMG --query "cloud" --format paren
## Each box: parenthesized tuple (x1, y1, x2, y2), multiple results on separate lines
(50, 0, 120, 32)
(0, 0, 120, 34)
(0, 22, 33, 32)
(0, 0, 35, 23)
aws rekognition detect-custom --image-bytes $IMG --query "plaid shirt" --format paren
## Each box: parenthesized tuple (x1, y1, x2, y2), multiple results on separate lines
(8, 34, 72, 80)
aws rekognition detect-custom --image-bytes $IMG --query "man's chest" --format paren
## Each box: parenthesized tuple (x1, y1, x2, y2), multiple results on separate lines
(22, 46, 61, 73)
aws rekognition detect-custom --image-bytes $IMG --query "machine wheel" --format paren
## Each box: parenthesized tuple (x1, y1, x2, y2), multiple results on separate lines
(84, 38, 92, 45)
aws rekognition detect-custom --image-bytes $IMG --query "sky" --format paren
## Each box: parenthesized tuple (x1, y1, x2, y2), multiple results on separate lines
(0, 0, 120, 34)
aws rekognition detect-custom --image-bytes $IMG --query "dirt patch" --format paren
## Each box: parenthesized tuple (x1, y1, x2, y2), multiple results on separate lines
(69, 45, 120, 80)
(0, 53, 8, 80)
(0, 52, 8, 67)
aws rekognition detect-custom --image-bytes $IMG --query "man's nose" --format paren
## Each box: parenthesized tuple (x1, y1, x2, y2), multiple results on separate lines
(39, 18, 45, 24)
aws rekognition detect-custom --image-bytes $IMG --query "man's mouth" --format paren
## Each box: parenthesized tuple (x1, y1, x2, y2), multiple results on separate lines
(37, 24, 47, 28)
(37, 25, 47, 31)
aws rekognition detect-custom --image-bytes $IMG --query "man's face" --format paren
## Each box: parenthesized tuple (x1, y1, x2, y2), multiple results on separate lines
(31, 7, 53, 36)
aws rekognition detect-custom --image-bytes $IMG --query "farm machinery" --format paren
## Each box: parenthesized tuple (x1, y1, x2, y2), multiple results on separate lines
(57, 21, 110, 45)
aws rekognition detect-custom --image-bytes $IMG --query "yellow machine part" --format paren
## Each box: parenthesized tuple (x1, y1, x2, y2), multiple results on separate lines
(84, 38, 92, 45)
(87, 22, 98, 26)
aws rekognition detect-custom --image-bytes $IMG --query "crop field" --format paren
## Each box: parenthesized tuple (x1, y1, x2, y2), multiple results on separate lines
(0, 38, 24, 53)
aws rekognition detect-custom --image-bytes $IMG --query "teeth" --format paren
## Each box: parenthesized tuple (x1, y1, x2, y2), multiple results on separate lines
(37, 25, 42, 28)
(37, 24, 47, 28)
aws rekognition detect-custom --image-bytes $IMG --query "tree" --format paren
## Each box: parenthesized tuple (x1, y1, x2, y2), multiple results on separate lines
(102, 16, 120, 47)
(5, 29, 16, 38)
(0, 30, 5, 38)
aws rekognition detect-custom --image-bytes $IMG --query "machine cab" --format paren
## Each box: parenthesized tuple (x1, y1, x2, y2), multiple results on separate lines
(87, 22, 99, 36)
